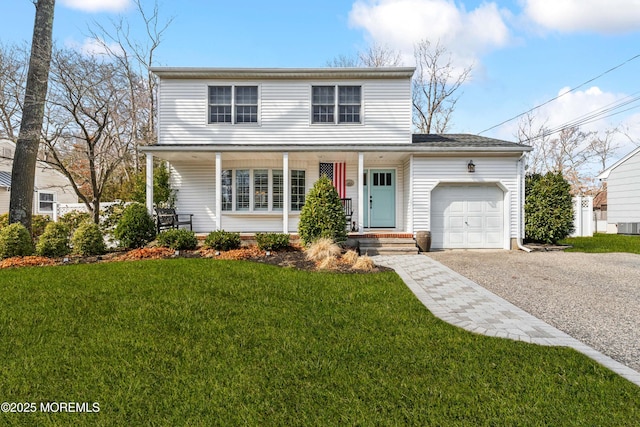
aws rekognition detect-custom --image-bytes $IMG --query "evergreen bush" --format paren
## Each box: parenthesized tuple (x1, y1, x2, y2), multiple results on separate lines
(36, 222, 71, 257)
(203, 230, 241, 251)
(58, 211, 92, 234)
(525, 172, 575, 244)
(31, 215, 51, 239)
(71, 222, 106, 256)
(298, 175, 347, 245)
(255, 233, 290, 251)
(113, 203, 156, 249)
(0, 223, 34, 259)
(157, 229, 198, 250)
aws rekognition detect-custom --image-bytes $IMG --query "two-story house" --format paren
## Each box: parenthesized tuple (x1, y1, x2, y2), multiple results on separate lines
(141, 67, 531, 249)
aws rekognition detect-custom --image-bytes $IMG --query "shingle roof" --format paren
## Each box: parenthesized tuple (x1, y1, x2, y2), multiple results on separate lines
(412, 133, 531, 150)
(0, 170, 11, 188)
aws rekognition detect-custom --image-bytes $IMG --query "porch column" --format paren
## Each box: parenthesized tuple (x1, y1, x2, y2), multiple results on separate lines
(283, 152, 289, 233)
(215, 152, 222, 231)
(145, 153, 154, 215)
(358, 152, 364, 232)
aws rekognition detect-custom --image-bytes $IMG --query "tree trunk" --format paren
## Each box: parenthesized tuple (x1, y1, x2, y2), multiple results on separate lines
(9, 0, 55, 233)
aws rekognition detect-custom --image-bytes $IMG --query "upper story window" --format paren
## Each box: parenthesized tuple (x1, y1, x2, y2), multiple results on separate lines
(312, 85, 361, 124)
(208, 85, 258, 124)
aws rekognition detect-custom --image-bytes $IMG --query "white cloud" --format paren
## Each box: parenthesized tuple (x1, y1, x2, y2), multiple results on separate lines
(66, 38, 124, 57)
(497, 86, 640, 156)
(60, 0, 131, 13)
(524, 0, 640, 33)
(348, 0, 510, 67)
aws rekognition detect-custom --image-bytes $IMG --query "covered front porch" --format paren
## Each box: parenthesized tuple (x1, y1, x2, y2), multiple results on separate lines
(141, 145, 412, 235)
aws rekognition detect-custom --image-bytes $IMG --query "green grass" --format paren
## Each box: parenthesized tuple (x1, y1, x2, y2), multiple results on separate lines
(1, 259, 639, 426)
(560, 232, 640, 254)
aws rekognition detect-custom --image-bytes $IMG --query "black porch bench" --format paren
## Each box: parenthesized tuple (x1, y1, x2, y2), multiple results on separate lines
(340, 198, 355, 231)
(154, 207, 193, 233)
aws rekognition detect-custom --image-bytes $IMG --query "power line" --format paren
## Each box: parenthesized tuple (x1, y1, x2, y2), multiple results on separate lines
(478, 53, 640, 135)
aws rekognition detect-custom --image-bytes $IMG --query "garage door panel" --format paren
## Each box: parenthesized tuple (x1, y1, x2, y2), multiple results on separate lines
(431, 185, 504, 249)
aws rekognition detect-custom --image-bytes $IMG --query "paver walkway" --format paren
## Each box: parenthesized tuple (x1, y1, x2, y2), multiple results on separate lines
(374, 254, 640, 387)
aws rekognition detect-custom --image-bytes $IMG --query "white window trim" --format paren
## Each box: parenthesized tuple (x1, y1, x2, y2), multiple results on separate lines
(37, 190, 56, 214)
(310, 84, 363, 126)
(221, 168, 305, 213)
(207, 84, 261, 126)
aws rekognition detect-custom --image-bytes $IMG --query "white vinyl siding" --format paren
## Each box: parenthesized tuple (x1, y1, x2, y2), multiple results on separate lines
(411, 156, 519, 247)
(156, 78, 411, 146)
(607, 151, 640, 223)
(169, 160, 217, 232)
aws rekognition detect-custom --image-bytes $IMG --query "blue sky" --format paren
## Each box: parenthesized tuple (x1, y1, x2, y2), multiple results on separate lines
(3, 0, 640, 165)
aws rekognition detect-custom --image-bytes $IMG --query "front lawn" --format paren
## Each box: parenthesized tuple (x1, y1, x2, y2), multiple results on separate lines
(560, 232, 640, 254)
(1, 259, 639, 425)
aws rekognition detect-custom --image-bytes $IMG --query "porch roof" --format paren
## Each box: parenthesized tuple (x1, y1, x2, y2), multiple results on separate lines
(140, 134, 531, 156)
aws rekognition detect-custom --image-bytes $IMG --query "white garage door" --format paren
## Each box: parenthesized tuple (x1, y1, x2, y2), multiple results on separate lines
(431, 185, 504, 249)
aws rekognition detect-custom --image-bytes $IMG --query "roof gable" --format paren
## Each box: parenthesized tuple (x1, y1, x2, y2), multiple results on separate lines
(597, 146, 640, 180)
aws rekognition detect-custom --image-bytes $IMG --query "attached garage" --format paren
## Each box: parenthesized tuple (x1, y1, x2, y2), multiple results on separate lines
(431, 184, 505, 249)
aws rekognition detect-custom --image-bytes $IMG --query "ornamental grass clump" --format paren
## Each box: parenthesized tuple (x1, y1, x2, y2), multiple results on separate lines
(352, 255, 375, 271)
(305, 237, 341, 262)
(341, 249, 359, 265)
(36, 222, 71, 257)
(298, 176, 347, 245)
(0, 223, 34, 259)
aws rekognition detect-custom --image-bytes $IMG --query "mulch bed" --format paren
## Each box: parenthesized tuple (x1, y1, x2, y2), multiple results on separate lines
(0, 245, 391, 273)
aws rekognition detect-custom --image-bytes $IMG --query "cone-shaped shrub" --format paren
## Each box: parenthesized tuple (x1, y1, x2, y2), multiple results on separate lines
(298, 176, 347, 245)
(525, 172, 574, 244)
(114, 203, 156, 249)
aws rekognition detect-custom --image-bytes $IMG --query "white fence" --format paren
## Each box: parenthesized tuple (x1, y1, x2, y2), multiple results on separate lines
(571, 196, 593, 237)
(52, 202, 123, 222)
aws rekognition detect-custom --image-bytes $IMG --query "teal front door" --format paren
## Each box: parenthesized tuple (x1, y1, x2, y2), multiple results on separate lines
(367, 169, 395, 228)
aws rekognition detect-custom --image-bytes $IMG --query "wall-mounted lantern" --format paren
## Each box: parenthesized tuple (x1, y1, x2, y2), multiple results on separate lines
(467, 160, 476, 173)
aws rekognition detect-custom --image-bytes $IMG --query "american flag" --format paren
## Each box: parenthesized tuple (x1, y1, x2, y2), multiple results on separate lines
(319, 162, 346, 198)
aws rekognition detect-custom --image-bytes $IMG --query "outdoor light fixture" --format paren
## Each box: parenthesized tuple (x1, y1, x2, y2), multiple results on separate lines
(467, 160, 475, 173)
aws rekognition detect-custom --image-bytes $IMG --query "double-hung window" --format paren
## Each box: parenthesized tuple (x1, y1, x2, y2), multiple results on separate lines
(312, 85, 361, 124)
(38, 191, 55, 213)
(221, 169, 306, 212)
(208, 86, 258, 124)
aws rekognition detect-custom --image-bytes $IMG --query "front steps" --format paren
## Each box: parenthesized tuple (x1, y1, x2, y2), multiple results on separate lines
(350, 234, 418, 256)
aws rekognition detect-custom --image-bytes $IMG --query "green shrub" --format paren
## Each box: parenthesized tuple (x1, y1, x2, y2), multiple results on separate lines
(255, 232, 290, 251)
(71, 222, 106, 256)
(203, 230, 241, 251)
(58, 211, 92, 234)
(36, 222, 71, 257)
(525, 172, 575, 244)
(298, 175, 347, 245)
(0, 213, 8, 230)
(31, 215, 51, 239)
(157, 229, 198, 250)
(100, 201, 127, 235)
(0, 223, 34, 259)
(113, 203, 156, 249)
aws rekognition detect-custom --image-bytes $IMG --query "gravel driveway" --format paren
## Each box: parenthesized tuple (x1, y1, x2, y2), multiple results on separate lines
(425, 250, 640, 372)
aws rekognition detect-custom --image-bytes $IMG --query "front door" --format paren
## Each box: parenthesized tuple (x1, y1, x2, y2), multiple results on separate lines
(367, 169, 395, 228)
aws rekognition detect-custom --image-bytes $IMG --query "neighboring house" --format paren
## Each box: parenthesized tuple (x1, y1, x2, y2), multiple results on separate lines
(141, 67, 532, 249)
(0, 139, 77, 217)
(597, 146, 640, 234)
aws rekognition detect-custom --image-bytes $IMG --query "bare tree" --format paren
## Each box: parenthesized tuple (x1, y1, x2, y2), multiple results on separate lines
(412, 39, 472, 134)
(42, 49, 133, 223)
(88, 0, 173, 171)
(327, 43, 402, 68)
(516, 113, 620, 194)
(9, 0, 55, 232)
(0, 43, 28, 142)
